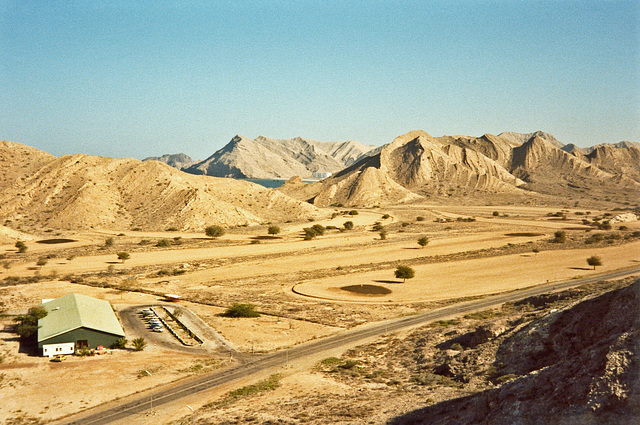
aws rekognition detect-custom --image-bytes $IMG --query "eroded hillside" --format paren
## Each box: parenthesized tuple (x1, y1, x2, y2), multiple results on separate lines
(0, 143, 320, 231)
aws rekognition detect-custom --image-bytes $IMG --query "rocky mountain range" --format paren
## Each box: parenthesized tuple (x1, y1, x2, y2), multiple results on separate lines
(0, 141, 319, 231)
(279, 130, 640, 207)
(150, 135, 377, 179)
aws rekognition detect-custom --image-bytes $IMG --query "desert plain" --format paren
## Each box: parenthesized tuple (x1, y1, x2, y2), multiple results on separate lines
(1, 200, 639, 425)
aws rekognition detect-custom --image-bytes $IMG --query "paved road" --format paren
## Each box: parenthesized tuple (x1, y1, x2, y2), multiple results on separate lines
(60, 265, 640, 425)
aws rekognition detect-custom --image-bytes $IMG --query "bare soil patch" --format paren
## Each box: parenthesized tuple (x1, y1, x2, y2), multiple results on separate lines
(340, 284, 392, 295)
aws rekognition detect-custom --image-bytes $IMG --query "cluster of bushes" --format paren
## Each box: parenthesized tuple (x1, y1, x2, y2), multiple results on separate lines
(303, 224, 326, 240)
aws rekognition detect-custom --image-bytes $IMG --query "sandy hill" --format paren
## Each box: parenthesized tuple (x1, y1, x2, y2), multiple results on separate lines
(0, 142, 320, 231)
(585, 143, 640, 183)
(142, 153, 195, 170)
(280, 130, 640, 207)
(279, 130, 526, 207)
(184, 135, 377, 179)
(391, 280, 640, 425)
(510, 134, 640, 200)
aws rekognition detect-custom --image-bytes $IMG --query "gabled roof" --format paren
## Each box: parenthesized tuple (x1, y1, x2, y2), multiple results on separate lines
(37, 293, 124, 343)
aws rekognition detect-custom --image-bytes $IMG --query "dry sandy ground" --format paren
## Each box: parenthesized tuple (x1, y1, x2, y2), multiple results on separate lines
(293, 240, 640, 302)
(0, 204, 638, 424)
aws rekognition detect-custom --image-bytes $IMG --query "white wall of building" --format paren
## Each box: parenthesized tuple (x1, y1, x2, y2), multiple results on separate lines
(43, 342, 75, 357)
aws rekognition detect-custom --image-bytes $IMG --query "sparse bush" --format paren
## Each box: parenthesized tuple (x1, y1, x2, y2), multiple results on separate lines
(418, 236, 429, 248)
(416, 216, 425, 222)
(205, 225, 225, 239)
(117, 252, 130, 263)
(15, 241, 27, 253)
(372, 221, 383, 231)
(343, 221, 354, 230)
(222, 303, 260, 318)
(156, 239, 171, 247)
(36, 258, 47, 267)
(267, 225, 281, 235)
(587, 255, 602, 270)
(552, 231, 566, 243)
(105, 237, 114, 247)
(492, 211, 500, 217)
(379, 229, 387, 240)
(395, 265, 415, 282)
(382, 214, 390, 219)
(311, 224, 325, 235)
(166, 227, 178, 231)
(348, 210, 359, 215)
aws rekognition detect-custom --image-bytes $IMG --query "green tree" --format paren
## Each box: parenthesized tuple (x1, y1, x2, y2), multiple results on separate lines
(132, 337, 147, 351)
(395, 265, 415, 283)
(14, 306, 48, 340)
(417, 236, 429, 248)
(205, 225, 225, 239)
(587, 255, 602, 270)
(15, 241, 27, 253)
(117, 252, 130, 263)
(267, 225, 281, 235)
(343, 221, 354, 230)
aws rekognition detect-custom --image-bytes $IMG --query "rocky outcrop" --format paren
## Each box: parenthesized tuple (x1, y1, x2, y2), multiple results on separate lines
(391, 280, 640, 425)
(499, 130, 565, 149)
(184, 135, 376, 179)
(586, 143, 640, 183)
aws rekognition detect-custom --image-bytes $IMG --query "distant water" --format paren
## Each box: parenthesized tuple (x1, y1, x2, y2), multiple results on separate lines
(242, 178, 287, 188)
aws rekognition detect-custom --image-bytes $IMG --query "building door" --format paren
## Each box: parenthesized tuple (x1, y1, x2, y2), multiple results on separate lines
(76, 340, 88, 349)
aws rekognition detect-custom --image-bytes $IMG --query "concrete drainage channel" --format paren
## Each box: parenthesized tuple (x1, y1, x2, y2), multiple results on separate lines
(149, 307, 203, 347)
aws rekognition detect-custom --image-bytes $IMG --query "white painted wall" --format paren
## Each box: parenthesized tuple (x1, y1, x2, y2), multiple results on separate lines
(43, 342, 75, 357)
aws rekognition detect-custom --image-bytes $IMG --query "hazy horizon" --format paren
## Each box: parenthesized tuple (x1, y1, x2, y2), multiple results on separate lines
(2, 1, 638, 160)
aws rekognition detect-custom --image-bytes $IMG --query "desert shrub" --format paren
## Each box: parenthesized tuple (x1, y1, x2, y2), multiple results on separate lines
(552, 231, 566, 243)
(311, 224, 325, 235)
(401, 222, 410, 227)
(394, 265, 415, 282)
(15, 241, 27, 253)
(372, 221, 383, 231)
(585, 233, 604, 244)
(222, 303, 260, 318)
(619, 225, 628, 231)
(117, 252, 130, 263)
(418, 236, 429, 248)
(267, 225, 281, 235)
(105, 237, 114, 247)
(343, 221, 354, 230)
(166, 227, 178, 231)
(416, 216, 425, 222)
(348, 210, 359, 215)
(379, 229, 387, 240)
(493, 211, 500, 216)
(587, 255, 602, 269)
(156, 239, 171, 247)
(205, 225, 225, 238)
(36, 258, 47, 267)
(382, 214, 390, 219)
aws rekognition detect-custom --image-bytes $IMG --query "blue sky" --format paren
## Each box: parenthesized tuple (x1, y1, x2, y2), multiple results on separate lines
(1, 1, 638, 159)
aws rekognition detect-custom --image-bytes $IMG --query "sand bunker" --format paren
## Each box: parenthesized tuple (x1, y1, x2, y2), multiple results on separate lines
(340, 284, 392, 296)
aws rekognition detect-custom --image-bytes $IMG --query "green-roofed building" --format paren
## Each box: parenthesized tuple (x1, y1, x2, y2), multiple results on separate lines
(37, 293, 125, 356)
